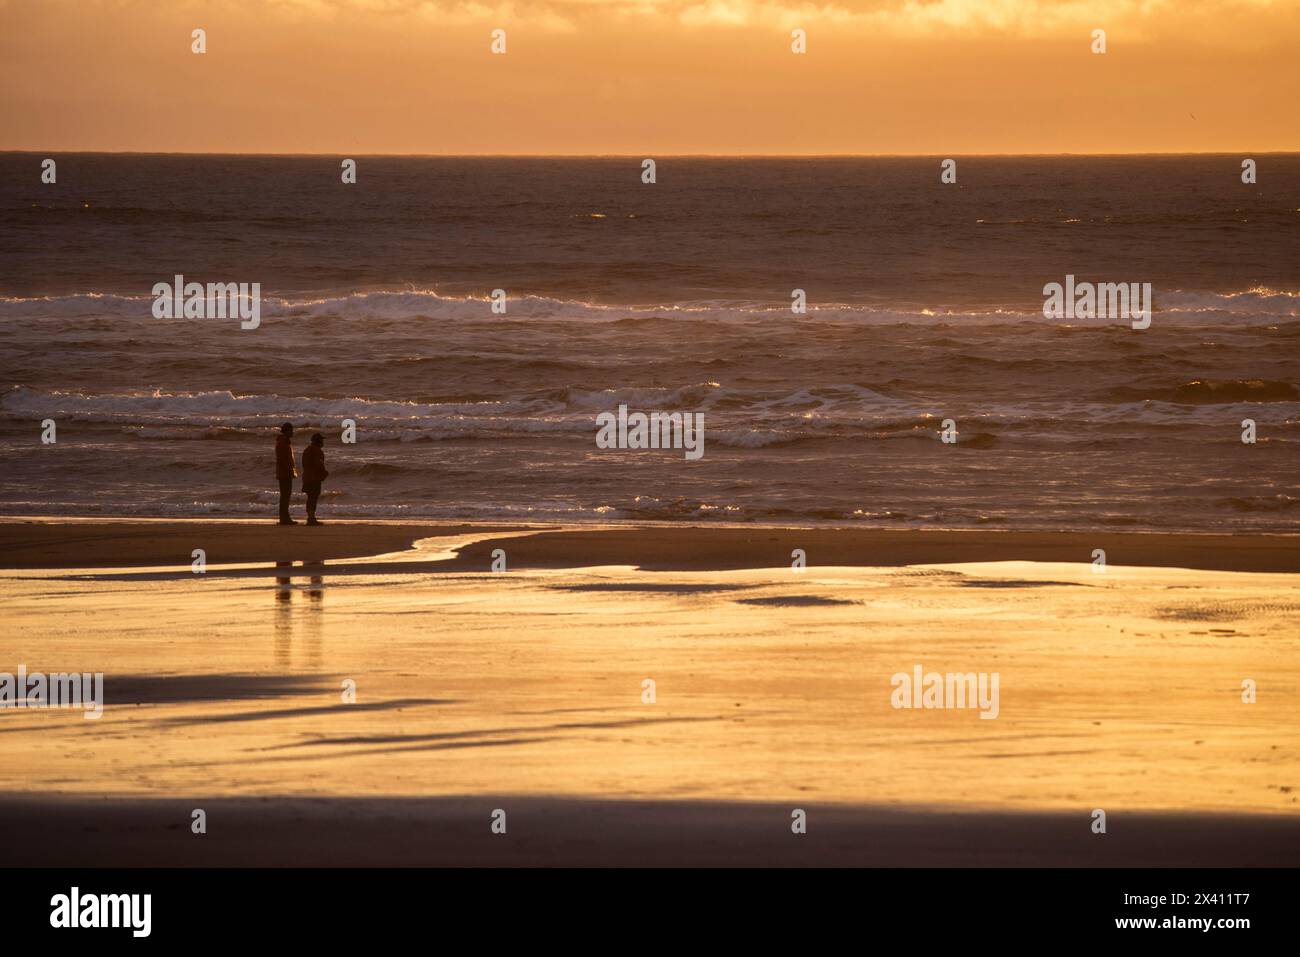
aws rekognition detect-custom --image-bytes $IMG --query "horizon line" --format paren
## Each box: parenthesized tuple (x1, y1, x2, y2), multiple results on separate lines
(2, 149, 1296, 159)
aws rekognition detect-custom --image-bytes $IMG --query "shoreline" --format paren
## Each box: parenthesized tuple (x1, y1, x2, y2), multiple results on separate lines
(1, 517, 1298, 573)
(0, 519, 531, 569)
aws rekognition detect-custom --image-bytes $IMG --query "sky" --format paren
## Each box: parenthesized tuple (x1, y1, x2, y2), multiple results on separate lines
(1, 0, 1297, 154)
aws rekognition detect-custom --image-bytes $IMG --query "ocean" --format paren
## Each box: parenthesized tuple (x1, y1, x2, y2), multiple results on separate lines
(1, 154, 1297, 530)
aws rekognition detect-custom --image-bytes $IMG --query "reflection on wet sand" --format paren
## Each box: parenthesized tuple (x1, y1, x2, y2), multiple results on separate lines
(3, 547, 1299, 868)
(274, 561, 324, 668)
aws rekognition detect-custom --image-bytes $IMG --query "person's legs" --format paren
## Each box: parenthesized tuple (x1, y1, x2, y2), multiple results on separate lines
(305, 483, 321, 524)
(279, 479, 294, 524)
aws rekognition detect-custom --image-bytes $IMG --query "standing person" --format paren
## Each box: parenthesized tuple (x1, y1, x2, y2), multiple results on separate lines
(275, 422, 297, 525)
(301, 432, 329, 526)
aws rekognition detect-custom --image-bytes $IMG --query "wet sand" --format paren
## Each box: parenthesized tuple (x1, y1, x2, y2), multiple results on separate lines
(1, 520, 1298, 866)
(0, 518, 523, 568)
(2, 518, 1298, 573)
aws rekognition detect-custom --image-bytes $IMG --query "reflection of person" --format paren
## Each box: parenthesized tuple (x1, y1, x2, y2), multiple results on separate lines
(275, 423, 297, 525)
(301, 433, 329, 526)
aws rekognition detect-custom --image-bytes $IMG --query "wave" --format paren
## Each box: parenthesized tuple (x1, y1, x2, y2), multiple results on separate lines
(3, 286, 1298, 324)
(342, 462, 415, 478)
(5, 386, 1296, 444)
(550, 382, 726, 411)
(1218, 494, 1299, 513)
(0, 385, 553, 426)
(1158, 287, 1300, 316)
(709, 429, 815, 449)
(1108, 379, 1299, 404)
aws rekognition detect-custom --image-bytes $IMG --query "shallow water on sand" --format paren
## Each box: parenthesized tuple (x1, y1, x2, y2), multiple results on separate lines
(2, 552, 1297, 814)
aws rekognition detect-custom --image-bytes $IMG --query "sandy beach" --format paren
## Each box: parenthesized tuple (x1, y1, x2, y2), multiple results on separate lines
(1, 519, 1297, 866)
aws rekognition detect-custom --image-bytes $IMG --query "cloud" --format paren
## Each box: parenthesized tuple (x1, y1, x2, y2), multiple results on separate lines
(251, 0, 1291, 38)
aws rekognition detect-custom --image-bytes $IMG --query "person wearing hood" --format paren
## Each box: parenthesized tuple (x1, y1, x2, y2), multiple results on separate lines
(301, 432, 329, 526)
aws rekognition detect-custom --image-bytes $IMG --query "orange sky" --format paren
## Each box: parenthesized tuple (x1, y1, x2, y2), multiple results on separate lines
(1, 0, 1297, 154)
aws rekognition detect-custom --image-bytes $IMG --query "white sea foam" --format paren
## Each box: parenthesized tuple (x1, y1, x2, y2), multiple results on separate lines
(6, 385, 1293, 441)
(3, 288, 1297, 324)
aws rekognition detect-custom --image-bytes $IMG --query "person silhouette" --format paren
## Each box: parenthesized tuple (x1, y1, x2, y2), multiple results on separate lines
(301, 432, 329, 526)
(275, 422, 298, 525)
